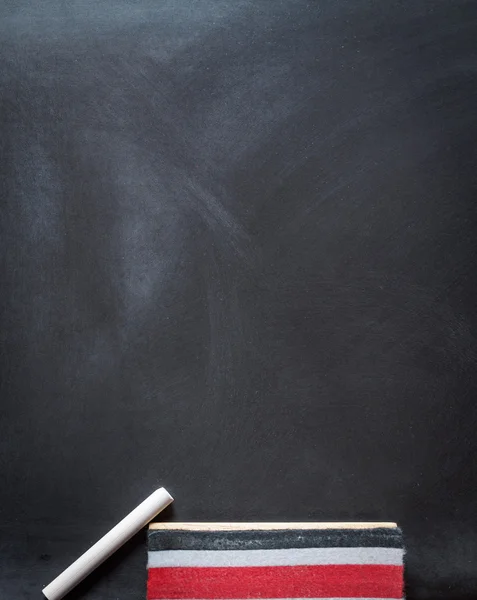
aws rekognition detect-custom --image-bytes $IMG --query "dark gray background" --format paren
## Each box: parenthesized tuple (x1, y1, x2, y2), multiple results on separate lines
(1, 1, 477, 598)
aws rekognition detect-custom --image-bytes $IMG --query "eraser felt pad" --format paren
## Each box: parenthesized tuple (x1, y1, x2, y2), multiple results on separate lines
(147, 523, 404, 600)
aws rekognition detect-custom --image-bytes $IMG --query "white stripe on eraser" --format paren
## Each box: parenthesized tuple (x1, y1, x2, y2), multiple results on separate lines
(42, 487, 173, 600)
(147, 547, 404, 568)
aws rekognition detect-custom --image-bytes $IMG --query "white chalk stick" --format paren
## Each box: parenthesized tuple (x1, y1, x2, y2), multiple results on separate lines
(42, 487, 173, 600)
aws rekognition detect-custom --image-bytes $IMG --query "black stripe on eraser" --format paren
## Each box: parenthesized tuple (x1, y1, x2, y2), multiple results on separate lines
(148, 527, 404, 552)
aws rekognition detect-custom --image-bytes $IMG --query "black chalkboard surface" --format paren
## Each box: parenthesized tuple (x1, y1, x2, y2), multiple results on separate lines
(1, 2, 476, 599)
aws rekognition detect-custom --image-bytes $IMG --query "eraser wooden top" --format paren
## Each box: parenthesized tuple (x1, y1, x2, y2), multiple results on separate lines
(149, 521, 398, 530)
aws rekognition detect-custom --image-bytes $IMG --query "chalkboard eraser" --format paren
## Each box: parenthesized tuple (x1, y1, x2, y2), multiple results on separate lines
(42, 487, 173, 600)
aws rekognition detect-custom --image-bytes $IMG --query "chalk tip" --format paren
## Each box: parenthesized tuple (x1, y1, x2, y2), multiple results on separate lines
(157, 487, 174, 503)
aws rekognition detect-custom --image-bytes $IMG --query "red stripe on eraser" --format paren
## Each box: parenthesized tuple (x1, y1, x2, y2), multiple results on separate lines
(147, 564, 404, 599)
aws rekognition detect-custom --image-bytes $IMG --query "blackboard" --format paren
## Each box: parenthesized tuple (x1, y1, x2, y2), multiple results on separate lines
(1, 2, 477, 598)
